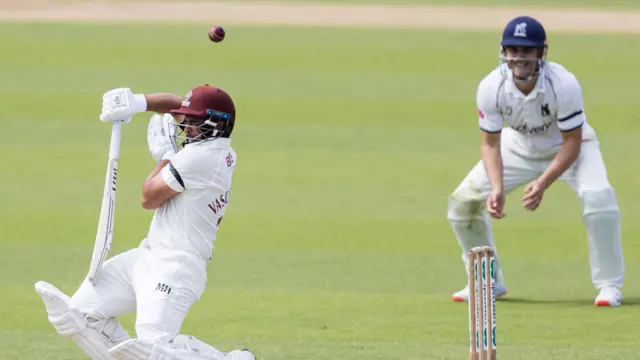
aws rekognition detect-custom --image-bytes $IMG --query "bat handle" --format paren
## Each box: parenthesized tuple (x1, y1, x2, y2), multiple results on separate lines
(109, 121, 125, 159)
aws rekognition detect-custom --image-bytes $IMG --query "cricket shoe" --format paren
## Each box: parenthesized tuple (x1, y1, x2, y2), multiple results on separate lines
(594, 286, 623, 307)
(451, 284, 508, 302)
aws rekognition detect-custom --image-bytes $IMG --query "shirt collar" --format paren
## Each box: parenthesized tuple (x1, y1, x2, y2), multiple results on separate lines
(188, 137, 231, 150)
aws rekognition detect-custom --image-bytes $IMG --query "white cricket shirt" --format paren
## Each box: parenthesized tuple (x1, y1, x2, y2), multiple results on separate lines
(146, 137, 237, 261)
(477, 61, 596, 155)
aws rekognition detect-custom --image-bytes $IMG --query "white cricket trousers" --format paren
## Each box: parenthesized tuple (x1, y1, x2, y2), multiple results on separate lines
(69, 241, 207, 341)
(447, 128, 624, 290)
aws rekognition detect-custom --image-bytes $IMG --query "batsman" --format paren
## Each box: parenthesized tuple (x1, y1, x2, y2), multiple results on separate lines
(448, 16, 625, 307)
(34, 85, 257, 359)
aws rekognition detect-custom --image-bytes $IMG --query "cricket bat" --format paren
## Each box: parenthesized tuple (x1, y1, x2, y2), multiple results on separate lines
(86, 121, 124, 285)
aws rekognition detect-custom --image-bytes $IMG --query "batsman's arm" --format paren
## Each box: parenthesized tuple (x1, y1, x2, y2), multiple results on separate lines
(143, 93, 183, 114)
(101, 89, 183, 122)
(141, 159, 178, 210)
(481, 131, 504, 192)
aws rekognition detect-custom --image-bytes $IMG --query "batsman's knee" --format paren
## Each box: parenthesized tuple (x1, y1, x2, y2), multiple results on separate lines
(447, 190, 486, 221)
(580, 187, 620, 216)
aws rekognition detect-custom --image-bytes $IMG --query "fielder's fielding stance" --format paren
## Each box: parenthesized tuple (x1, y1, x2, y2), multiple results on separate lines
(35, 85, 256, 359)
(448, 16, 625, 307)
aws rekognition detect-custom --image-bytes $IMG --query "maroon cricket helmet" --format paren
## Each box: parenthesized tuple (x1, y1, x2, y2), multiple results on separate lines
(170, 84, 236, 137)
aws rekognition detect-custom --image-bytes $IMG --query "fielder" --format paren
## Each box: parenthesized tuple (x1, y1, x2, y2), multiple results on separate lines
(35, 84, 257, 359)
(447, 16, 625, 307)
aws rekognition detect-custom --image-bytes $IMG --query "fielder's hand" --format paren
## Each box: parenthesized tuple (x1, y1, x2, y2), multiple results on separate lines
(486, 189, 506, 219)
(522, 180, 546, 211)
(100, 88, 147, 123)
(147, 114, 177, 162)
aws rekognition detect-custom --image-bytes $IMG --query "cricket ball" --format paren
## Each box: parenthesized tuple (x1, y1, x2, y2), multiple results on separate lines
(208, 26, 225, 43)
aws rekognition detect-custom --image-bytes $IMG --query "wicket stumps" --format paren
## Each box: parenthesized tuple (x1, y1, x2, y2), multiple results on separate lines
(468, 246, 497, 360)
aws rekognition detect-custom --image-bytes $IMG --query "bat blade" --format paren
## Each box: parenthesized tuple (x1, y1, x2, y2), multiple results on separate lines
(86, 157, 118, 285)
(86, 121, 123, 285)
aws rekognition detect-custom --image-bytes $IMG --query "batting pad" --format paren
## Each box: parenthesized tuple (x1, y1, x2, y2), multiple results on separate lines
(109, 337, 245, 360)
(110, 338, 179, 360)
(35, 281, 115, 360)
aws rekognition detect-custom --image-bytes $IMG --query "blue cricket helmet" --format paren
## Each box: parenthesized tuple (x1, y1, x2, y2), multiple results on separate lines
(501, 16, 547, 48)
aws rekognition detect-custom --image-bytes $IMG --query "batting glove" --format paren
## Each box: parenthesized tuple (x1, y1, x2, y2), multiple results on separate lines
(147, 114, 177, 162)
(100, 88, 147, 123)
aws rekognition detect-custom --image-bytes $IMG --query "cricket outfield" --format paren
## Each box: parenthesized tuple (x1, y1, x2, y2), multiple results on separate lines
(1, 1, 639, 359)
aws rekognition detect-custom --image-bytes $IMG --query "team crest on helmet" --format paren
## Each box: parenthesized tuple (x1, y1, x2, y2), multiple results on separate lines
(514, 22, 527, 37)
(182, 90, 192, 107)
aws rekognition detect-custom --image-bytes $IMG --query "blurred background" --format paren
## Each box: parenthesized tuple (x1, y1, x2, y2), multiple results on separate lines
(1, 1, 639, 359)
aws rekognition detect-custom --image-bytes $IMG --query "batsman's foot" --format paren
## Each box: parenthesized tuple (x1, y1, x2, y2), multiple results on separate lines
(594, 286, 623, 307)
(451, 284, 508, 302)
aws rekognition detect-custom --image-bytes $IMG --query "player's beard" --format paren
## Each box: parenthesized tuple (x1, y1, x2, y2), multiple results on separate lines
(499, 46, 546, 85)
(187, 131, 206, 144)
(175, 124, 206, 148)
(509, 58, 538, 82)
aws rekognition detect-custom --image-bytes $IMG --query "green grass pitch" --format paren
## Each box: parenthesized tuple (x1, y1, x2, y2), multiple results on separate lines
(1, 22, 639, 360)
